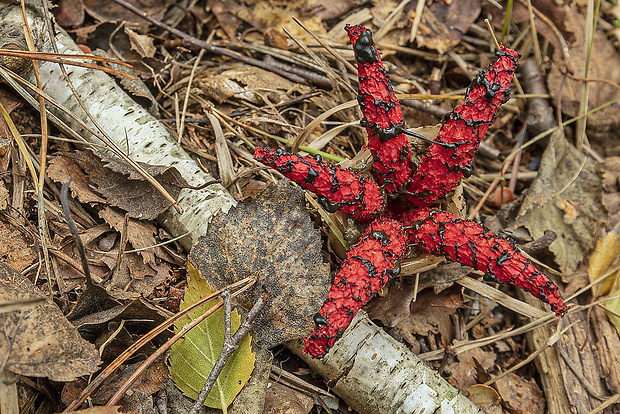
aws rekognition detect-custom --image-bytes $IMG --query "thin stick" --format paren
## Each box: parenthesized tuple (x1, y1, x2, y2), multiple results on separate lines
(189, 292, 268, 413)
(60, 179, 93, 288)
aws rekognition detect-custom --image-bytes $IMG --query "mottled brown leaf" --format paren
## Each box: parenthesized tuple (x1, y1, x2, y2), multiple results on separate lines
(0, 261, 100, 381)
(190, 181, 330, 348)
(0, 219, 37, 271)
(494, 373, 545, 414)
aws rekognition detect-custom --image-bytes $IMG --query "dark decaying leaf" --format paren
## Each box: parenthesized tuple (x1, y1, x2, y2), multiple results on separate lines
(190, 181, 330, 348)
(48, 150, 186, 220)
(517, 131, 607, 273)
(0, 261, 100, 381)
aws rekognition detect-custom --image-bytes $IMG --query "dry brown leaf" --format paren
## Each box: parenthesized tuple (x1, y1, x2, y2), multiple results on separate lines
(48, 154, 107, 204)
(0, 219, 37, 271)
(467, 385, 502, 413)
(517, 131, 606, 273)
(302, 0, 354, 20)
(53, 0, 85, 27)
(0, 261, 100, 381)
(444, 347, 497, 391)
(198, 65, 309, 105)
(263, 381, 314, 414)
(494, 373, 545, 414)
(190, 180, 330, 348)
(99, 207, 157, 266)
(125, 28, 155, 58)
(49, 150, 185, 220)
(83, 0, 166, 25)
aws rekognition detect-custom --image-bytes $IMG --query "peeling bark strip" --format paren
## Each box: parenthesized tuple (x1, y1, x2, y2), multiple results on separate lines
(399, 208, 569, 317)
(404, 46, 520, 207)
(254, 147, 385, 221)
(345, 25, 413, 194)
(303, 219, 408, 358)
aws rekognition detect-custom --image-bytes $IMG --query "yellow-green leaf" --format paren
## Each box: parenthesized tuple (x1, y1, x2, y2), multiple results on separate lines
(169, 264, 255, 411)
(588, 222, 620, 297)
(605, 278, 620, 336)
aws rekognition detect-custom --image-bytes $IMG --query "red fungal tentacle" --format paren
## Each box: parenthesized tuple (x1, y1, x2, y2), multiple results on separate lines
(303, 218, 408, 358)
(398, 207, 568, 317)
(254, 147, 385, 221)
(404, 46, 520, 207)
(345, 24, 413, 195)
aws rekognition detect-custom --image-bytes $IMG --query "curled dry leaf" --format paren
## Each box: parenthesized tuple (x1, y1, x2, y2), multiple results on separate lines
(0, 261, 100, 381)
(48, 150, 187, 221)
(190, 180, 330, 348)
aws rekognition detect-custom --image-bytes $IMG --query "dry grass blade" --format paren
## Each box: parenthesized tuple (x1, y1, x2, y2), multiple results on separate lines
(0, 48, 137, 79)
(456, 276, 548, 319)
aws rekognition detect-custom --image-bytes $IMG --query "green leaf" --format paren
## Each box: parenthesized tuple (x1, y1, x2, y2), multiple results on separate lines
(169, 265, 255, 411)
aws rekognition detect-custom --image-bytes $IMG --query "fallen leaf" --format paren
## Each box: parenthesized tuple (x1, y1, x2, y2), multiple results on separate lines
(48, 154, 106, 204)
(588, 221, 620, 297)
(301, 0, 354, 20)
(197, 66, 309, 105)
(190, 181, 330, 348)
(126, 28, 155, 58)
(467, 384, 502, 413)
(99, 207, 158, 267)
(517, 131, 606, 274)
(83, 0, 166, 25)
(53, 0, 85, 27)
(0, 261, 100, 381)
(169, 271, 255, 410)
(90, 357, 168, 405)
(70, 297, 168, 337)
(49, 150, 186, 221)
(263, 381, 314, 414)
(0, 219, 37, 271)
(494, 372, 545, 414)
(606, 281, 620, 336)
(444, 346, 496, 390)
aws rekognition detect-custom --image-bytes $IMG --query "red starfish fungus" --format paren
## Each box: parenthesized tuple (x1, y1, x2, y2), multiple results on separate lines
(254, 25, 568, 358)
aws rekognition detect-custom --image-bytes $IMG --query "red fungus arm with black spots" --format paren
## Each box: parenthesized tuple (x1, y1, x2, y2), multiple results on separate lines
(404, 46, 520, 207)
(303, 218, 409, 358)
(397, 208, 569, 317)
(254, 26, 567, 359)
(345, 24, 413, 195)
(254, 147, 385, 221)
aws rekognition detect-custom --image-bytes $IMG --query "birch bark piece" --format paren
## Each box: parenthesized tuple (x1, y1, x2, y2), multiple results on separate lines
(288, 311, 483, 414)
(0, 2, 235, 249)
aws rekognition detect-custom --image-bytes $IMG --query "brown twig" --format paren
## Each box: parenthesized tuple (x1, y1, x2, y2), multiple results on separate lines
(189, 291, 267, 414)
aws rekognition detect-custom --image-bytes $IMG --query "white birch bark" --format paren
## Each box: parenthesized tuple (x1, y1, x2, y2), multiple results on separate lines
(288, 312, 483, 414)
